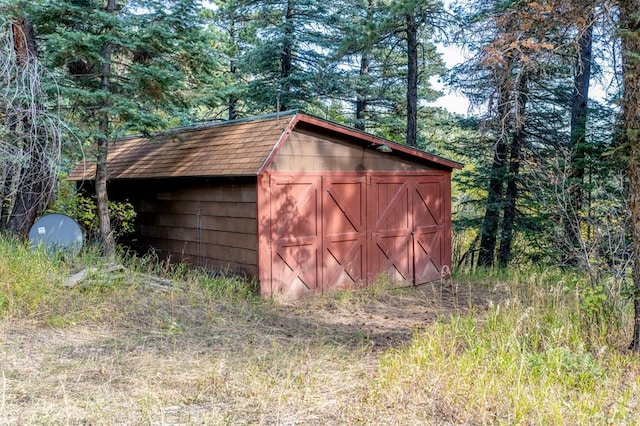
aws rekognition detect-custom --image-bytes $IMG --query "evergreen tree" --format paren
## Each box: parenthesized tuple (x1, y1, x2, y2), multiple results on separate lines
(330, 0, 445, 142)
(452, 0, 603, 267)
(211, 0, 258, 119)
(234, 0, 334, 114)
(333, 3, 410, 137)
(390, 0, 445, 147)
(28, 0, 221, 256)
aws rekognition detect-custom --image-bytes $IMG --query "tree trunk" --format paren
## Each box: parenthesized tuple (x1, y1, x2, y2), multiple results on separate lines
(229, 59, 238, 120)
(565, 19, 593, 265)
(478, 85, 511, 268)
(228, 15, 238, 120)
(355, 0, 374, 131)
(6, 156, 50, 238)
(406, 11, 418, 147)
(620, 0, 640, 352)
(478, 137, 507, 268)
(4, 17, 52, 238)
(96, 0, 117, 258)
(279, 0, 294, 112)
(498, 75, 528, 268)
(355, 53, 369, 131)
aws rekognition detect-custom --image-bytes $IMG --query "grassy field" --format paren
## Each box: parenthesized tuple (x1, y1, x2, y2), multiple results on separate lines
(1, 238, 639, 425)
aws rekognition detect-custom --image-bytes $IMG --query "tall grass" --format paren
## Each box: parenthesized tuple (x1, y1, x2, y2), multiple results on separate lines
(364, 267, 640, 424)
(0, 237, 67, 319)
(0, 236, 259, 325)
(3, 236, 640, 423)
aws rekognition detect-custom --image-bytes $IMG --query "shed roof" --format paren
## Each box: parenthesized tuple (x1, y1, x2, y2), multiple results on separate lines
(68, 111, 462, 181)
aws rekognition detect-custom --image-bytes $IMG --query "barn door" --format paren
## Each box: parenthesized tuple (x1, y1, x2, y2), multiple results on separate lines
(265, 172, 450, 298)
(368, 177, 413, 284)
(412, 177, 446, 284)
(269, 175, 322, 299)
(322, 176, 367, 291)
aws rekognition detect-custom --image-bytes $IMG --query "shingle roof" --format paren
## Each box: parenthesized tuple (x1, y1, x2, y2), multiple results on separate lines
(68, 111, 462, 181)
(68, 112, 295, 180)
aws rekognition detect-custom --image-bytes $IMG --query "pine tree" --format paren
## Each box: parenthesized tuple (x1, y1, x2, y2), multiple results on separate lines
(211, 0, 257, 119)
(233, 0, 334, 114)
(28, 0, 221, 256)
(329, 0, 445, 142)
(454, 0, 600, 267)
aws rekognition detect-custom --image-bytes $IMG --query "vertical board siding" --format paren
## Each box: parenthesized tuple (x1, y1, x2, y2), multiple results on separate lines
(412, 176, 446, 284)
(322, 175, 368, 292)
(271, 130, 438, 172)
(267, 174, 322, 300)
(368, 177, 413, 285)
(261, 171, 452, 299)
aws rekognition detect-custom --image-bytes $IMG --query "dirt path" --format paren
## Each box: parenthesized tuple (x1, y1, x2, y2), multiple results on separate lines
(276, 280, 498, 352)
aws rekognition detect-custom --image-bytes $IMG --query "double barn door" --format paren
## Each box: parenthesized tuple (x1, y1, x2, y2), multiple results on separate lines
(265, 172, 449, 299)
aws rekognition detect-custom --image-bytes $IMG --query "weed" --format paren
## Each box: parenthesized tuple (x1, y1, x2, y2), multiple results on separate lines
(0, 237, 67, 319)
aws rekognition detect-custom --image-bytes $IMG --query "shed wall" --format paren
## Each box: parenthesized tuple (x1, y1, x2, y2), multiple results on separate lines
(269, 129, 438, 172)
(108, 178, 258, 276)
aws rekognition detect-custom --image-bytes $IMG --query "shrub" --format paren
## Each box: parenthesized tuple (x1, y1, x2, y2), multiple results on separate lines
(49, 176, 136, 242)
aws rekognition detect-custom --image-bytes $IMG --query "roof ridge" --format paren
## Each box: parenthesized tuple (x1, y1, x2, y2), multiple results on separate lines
(178, 110, 298, 132)
(115, 110, 299, 142)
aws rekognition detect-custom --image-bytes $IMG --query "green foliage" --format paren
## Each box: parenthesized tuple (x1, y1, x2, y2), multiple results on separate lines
(75, 197, 136, 241)
(0, 232, 261, 324)
(580, 285, 608, 320)
(27, 0, 223, 139)
(231, 0, 335, 114)
(325, 0, 446, 139)
(49, 178, 136, 242)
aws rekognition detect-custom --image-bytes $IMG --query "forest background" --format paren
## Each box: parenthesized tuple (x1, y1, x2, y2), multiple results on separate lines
(1, 0, 640, 343)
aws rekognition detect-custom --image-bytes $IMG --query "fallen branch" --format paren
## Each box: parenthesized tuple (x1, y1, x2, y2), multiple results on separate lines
(63, 263, 124, 288)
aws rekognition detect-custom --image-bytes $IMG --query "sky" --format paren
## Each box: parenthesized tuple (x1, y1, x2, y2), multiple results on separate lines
(427, 41, 617, 117)
(427, 45, 471, 116)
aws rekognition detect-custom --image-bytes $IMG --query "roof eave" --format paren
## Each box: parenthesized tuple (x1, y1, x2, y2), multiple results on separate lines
(256, 113, 299, 175)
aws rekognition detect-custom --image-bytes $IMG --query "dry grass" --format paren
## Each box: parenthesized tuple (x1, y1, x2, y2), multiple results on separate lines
(2, 245, 640, 425)
(0, 257, 490, 425)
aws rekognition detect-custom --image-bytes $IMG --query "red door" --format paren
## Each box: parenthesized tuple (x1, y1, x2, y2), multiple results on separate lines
(413, 176, 446, 283)
(269, 175, 322, 299)
(322, 176, 367, 291)
(265, 172, 450, 299)
(369, 175, 449, 286)
(368, 177, 413, 284)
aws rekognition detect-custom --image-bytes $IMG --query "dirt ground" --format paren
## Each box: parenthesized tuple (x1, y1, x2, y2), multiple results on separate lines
(0, 279, 500, 425)
(277, 279, 499, 352)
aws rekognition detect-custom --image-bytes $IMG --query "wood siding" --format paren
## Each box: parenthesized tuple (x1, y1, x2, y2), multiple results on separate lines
(109, 178, 258, 276)
(258, 171, 452, 300)
(269, 129, 438, 172)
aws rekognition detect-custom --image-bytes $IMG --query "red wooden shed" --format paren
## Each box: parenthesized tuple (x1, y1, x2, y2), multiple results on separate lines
(69, 111, 462, 300)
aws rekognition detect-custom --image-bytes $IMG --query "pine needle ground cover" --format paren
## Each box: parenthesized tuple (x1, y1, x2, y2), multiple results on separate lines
(0, 238, 639, 424)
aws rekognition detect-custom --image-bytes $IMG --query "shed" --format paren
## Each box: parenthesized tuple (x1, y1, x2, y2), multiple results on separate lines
(69, 111, 463, 300)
